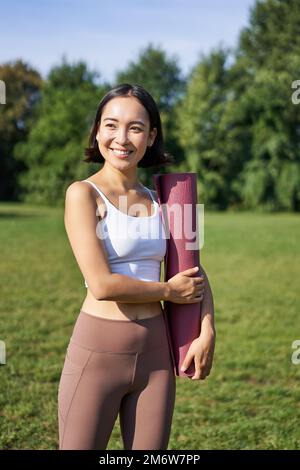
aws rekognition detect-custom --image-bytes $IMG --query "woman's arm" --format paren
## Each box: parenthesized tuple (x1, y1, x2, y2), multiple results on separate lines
(199, 265, 215, 334)
(180, 265, 216, 380)
(101, 273, 169, 303)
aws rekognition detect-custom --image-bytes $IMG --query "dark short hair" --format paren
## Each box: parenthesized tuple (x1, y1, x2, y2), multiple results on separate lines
(84, 83, 174, 168)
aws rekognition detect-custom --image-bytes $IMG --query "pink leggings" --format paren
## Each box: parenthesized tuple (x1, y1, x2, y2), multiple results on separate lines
(57, 310, 176, 450)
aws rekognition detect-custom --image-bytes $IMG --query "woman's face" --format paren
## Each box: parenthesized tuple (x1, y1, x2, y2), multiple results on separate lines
(96, 96, 157, 168)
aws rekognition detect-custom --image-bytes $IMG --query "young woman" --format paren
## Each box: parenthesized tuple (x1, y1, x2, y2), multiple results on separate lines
(58, 83, 215, 450)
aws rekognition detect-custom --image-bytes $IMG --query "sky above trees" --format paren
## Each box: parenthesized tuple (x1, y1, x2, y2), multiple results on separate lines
(0, 0, 254, 82)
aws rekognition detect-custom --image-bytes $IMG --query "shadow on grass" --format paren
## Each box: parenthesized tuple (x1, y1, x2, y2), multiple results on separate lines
(0, 212, 45, 219)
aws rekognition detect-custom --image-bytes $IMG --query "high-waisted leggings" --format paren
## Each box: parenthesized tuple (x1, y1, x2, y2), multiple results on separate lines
(57, 310, 176, 450)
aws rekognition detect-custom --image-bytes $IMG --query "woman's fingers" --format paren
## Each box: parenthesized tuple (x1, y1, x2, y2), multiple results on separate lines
(196, 286, 204, 296)
(190, 296, 203, 303)
(196, 359, 213, 379)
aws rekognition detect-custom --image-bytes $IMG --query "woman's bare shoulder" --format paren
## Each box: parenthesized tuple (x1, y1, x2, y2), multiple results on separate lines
(65, 181, 106, 221)
(66, 180, 91, 194)
(65, 181, 104, 204)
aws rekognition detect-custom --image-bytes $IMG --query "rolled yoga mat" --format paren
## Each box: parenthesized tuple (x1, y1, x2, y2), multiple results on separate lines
(153, 172, 202, 378)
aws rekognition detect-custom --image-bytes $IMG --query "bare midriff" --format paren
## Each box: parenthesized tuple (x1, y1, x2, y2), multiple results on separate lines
(80, 290, 164, 321)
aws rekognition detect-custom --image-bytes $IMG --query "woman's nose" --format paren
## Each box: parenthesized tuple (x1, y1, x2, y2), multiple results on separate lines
(115, 128, 129, 145)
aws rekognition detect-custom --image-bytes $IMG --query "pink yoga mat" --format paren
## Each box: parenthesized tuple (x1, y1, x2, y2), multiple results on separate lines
(153, 172, 202, 378)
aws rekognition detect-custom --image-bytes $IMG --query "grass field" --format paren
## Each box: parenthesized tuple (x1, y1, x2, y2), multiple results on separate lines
(0, 202, 299, 449)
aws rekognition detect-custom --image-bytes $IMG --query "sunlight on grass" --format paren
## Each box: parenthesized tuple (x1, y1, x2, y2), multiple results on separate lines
(0, 203, 299, 449)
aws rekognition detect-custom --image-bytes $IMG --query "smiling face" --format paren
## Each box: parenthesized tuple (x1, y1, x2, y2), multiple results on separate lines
(96, 96, 157, 168)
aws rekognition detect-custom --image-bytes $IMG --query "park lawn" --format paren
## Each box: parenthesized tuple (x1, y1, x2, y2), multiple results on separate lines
(0, 202, 299, 449)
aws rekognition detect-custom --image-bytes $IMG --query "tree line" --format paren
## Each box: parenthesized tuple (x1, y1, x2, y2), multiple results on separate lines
(1, 0, 300, 211)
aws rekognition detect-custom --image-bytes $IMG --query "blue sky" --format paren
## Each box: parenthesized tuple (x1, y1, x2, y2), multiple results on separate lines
(1, 0, 255, 82)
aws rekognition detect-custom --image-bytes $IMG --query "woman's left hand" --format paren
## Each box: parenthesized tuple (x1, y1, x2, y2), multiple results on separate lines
(180, 327, 216, 380)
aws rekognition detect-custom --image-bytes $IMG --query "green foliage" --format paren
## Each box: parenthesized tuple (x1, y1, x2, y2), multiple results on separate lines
(238, 0, 300, 72)
(276, 162, 300, 210)
(172, 0, 300, 211)
(233, 0, 300, 210)
(0, 60, 42, 200)
(14, 60, 109, 205)
(115, 43, 187, 180)
(175, 48, 234, 209)
(2, 0, 300, 211)
(115, 43, 186, 111)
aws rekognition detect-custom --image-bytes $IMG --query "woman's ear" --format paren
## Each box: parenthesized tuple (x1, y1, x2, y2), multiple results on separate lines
(95, 122, 100, 143)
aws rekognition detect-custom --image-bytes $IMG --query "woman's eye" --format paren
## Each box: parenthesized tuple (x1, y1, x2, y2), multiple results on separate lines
(105, 124, 142, 132)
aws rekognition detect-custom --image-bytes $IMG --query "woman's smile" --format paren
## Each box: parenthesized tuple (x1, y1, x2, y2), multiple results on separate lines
(109, 148, 134, 158)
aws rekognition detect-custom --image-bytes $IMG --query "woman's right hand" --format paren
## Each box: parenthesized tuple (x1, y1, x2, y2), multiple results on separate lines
(164, 266, 205, 304)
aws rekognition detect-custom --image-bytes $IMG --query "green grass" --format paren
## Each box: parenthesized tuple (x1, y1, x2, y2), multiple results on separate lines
(0, 202, 299, 449)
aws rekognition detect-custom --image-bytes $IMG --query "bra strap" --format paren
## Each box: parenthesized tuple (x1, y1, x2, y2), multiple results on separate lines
(143, 185, 156, 203)
(83, 180, 156, 210)
(82, 180, 111, 204)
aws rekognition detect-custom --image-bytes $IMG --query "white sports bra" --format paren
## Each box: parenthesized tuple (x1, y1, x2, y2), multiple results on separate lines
(82, 179, 167, 287)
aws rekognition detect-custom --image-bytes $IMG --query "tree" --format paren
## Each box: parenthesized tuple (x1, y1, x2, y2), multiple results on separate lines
(14, 59, 110, 205)
(234, 0, 300, 210)
(115, 44, 187, 182)
(0, 60, 42, 200)
(176, 0, 300, 211)
(175, 48, 234, 209)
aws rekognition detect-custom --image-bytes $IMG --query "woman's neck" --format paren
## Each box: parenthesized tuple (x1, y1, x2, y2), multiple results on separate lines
(98, 165, 141, 192)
